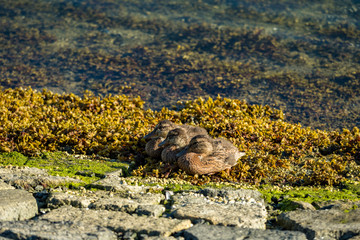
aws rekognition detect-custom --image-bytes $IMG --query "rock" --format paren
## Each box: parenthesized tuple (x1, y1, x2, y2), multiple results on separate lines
(348, 235, 360, 240)
(0, 189, 38, 221)
(313, 200, 360, 210)
(47, 192, 95, 209)
(0, 180, 14, 190)
(40, 205, 192, 237)
(47, 191, 165, 215)
(0, 166, 82, 190)
(183, 224, 307, 240)
(141, 236, 178, 240)
(136, 204, 165, 217)
(287, 200, 316, 210)
(199, 188, 263, 202)
(89, 197, 140, 212)
(171, 190, 267, 229)
(277, 209, 360, 240)
(0, 220, 117, 240)
(90, 170, 148, 193)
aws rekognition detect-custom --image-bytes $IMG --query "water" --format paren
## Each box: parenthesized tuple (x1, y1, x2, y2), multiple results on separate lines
(0, 0, 359, 130)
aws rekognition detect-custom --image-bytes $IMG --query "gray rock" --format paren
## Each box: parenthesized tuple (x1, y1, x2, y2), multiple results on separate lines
(184, 224, 307, 240)
(171, 191, 267, 229)
(287, 200, 316, 210)
(90, 170, 148, 193)
(199, 188, 263, 202)
(0, 189, 38, 221)
(142, 237, 178, 240)
(348, 235, 360, 240)
(47, 191, 164, 214)
(136, 204, 165, 217)
(0, 166, 82, 189)
(0, 220, 117, 240)
(314, 200, 360, 211)
(0, 180, 14, 190)
(277, 209, 360, 240)
(89, 197, 140, 212)
(40, 205, 192, 237)
(47, 191, 95, 209)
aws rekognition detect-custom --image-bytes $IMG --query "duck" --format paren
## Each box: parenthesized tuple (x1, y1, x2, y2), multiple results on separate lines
(176, 135, 246, 175)
(143, 120, 176, 158)
(143, 120, 207, 158)
(158, 128, 190, 164)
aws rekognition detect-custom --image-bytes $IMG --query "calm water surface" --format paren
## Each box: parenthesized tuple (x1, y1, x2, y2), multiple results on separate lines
(0, 0, 359, 130)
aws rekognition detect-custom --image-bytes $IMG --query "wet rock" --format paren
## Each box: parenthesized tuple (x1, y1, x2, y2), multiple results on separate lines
(0, 189, 38, 221)
(277, 209, 360, 240)
(183, 224, 307, 240)
(0, 220, 117, 240)
(40, 205, 192, 237)
(171, 190, 267, 229)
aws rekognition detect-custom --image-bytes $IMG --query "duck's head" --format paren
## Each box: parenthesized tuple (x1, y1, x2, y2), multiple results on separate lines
(159, 128, 189, 148)
(176, 135, 213, 157)
(144, 120, 176, 139)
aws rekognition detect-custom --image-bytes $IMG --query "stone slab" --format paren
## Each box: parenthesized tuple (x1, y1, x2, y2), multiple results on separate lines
(184, 224, 307, 240)
(0, 166, 82, 190)
(199, 188, 264, 202)
(0, 189, 38, 221)
(40, 205, 192, 237)
(171, 191, 267, 229)
(277, 209, 360, 240)
(135, 204, 165, 217)
(0, 180, 14, 190)
(47, 191, 164, 215)
(0, 220, 116, 240)
(90, 170, 148, 193)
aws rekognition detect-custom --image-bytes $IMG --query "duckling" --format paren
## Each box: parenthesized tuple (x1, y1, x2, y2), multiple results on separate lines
(158, 128, 190, 164)
(143, 120, 207, 158)
(176, 135, 246, 175)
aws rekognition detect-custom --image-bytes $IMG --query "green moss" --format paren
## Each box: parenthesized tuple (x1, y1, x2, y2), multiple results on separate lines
(259, 184, 360, 211)
(0, 152, 28, 165)
(0, 151, 130, 184)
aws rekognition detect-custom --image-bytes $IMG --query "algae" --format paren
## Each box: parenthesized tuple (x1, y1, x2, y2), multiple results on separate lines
(0, 151, 130, 184)
(1, 87, 360, 186)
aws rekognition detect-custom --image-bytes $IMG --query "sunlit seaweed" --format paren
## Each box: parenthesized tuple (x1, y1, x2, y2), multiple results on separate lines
(1, 87, 359, 186)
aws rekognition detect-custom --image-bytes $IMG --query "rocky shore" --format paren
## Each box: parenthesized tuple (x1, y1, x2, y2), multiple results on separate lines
(1, 166, 360, 240)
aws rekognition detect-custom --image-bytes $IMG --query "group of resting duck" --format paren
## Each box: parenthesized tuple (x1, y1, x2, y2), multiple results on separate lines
(143, 120, 246, 175)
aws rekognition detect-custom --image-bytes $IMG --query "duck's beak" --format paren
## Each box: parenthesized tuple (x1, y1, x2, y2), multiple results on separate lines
(158, 139, 168, 147)
(176, 148, 187, 158)
(143, 130, 156, 139)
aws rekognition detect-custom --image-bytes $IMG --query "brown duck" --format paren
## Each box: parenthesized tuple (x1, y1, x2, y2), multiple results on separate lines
(176, 135, 246, 175)
(144, 120, 207, 158)
(158, 128, 190, 164)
